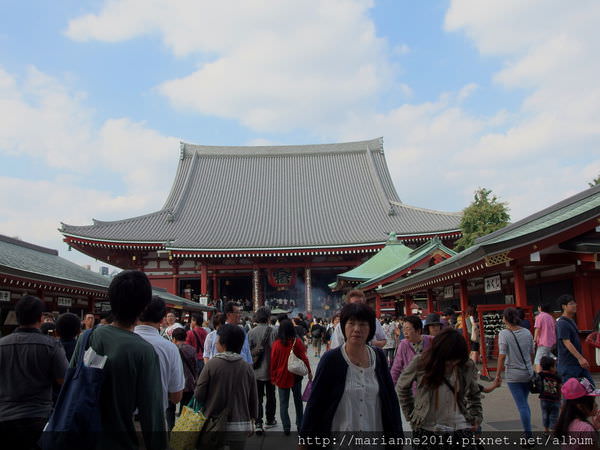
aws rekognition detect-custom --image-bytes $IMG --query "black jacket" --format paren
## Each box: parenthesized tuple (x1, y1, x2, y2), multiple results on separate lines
(300, 346, 403, 435)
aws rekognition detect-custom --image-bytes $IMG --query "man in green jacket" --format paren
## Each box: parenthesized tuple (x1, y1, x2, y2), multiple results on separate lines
(71, 270, 167, 450)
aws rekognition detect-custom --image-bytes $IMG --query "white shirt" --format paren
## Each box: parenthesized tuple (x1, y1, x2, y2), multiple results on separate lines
(163, 322, 184, 341)
(330, 319, 386, 349)
(331, 345, 383, 432)
(134, 324, 185, 410)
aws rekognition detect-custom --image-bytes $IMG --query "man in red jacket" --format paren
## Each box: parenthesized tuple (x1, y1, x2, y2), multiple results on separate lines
(186, 313, 208, 373)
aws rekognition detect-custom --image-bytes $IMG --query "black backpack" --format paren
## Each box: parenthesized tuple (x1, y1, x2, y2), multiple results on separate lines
(311, 324, 323, 338)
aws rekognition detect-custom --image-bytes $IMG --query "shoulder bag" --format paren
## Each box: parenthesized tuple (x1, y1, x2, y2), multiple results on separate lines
(508, 329, 541, 394)
(42, 329, 104, 450)
(287, 339, 308, 376)
(198, 406, 230, 450)
(251, 326, 271, 369)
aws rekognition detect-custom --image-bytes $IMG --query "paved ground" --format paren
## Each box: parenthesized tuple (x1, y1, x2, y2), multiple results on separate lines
(251, 347, 600, 436)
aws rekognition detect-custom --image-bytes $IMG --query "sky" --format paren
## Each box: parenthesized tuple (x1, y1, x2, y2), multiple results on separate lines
(1, 0, 599, 270)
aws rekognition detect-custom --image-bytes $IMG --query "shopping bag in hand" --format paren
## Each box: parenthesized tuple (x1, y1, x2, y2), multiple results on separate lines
(302, 381, 313, 402)
(170, 398, 206, 450)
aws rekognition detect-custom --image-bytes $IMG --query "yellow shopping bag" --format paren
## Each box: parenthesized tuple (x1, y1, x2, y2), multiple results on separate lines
(169, 398, 206, 450)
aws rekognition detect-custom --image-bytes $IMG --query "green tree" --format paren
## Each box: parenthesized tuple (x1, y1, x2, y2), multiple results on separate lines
(454, 188, 510, 251)
(588, 174, 600, 188)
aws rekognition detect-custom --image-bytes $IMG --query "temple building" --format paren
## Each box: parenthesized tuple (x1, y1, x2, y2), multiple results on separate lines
(60, 138, 461, 313)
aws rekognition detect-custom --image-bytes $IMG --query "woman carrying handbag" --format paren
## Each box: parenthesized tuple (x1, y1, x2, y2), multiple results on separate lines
(495, 307, 535, 444)
(195, 324, 258, 450)
(270, 319, 312, 435)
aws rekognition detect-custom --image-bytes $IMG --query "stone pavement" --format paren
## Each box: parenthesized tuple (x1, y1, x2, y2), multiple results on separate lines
(249, 346, 600, 437)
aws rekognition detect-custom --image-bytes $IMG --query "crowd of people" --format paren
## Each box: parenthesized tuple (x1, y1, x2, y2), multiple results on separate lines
(0, 272, 599, 450)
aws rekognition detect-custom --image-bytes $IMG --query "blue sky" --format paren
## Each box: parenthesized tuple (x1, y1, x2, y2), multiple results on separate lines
(1, 0, 599, 268)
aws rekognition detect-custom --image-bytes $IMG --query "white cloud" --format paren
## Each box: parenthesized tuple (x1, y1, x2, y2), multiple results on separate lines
(0, 66, 179, 266)
(393, 43, 411, 56)
(431, 0, 600, 217)
(62, 0, 600, 225)
(66, 0, 392, 132)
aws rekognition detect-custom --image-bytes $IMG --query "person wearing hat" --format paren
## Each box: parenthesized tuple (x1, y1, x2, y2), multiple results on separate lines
(423, 313, 443, 337)
(554, 377, 600, 447)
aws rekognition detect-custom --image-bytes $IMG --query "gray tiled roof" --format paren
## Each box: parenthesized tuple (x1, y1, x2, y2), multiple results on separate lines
(61, 138, 461, 250)
(0, 234, 110, 290)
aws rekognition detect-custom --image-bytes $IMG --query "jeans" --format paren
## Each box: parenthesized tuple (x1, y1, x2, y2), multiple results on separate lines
(558, 364, 594, 386)
(313, 339, 322, 355)
(256, 380, 276, 426)
(540, 399, 560, 430)
(507, 382, 532, 436)
(278, 379, 303, 432)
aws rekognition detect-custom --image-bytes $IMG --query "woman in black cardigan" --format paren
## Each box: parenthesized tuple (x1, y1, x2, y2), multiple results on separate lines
(300, 303, 403, 436)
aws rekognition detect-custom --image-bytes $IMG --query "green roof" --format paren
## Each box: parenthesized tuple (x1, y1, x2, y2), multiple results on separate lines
(356, 237, 456, 289)
(378, 184, 600, 295)
(334, 233, 414, 283)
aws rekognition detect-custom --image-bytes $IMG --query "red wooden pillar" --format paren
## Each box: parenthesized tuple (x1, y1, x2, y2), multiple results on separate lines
(513, 265, 528, 307)
(459, 280, 469, 344)
(404, 295, 412, 315)
(169, 261, 179, 295)
(200, 263, 208, 295)
(573, 270, 597, 369)
(212, 272, 218, 301)
(426, 289, 434, 314)
(375, 293, 382, 318)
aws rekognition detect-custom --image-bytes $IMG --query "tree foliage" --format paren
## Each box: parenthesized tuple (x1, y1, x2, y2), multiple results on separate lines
(454, 188, 510, 252)
(588, 174, 600, 188)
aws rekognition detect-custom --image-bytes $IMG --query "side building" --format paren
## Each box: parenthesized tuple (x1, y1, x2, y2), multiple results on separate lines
(60, 138, 461, 313)
(0, 234, 210, 335)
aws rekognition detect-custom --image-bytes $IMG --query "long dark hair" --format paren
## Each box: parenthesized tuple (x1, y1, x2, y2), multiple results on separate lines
(554, 396, 595, 438)
(418, 328, 469, 389)
(277, 319, 296, 343)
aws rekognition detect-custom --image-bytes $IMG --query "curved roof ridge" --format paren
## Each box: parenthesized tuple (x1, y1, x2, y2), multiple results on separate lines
(60, 209, 168, 232)
(172, 151, 199, 215)
(394, 201, 462, 217)
(59, 138, 462, 248)
(180, 137, 383, 157)
(365, 140, 396, 210)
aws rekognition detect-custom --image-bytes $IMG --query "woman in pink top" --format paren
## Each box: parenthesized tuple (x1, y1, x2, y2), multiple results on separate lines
(554, 378, 600, 450)
(534, 304, 557, 373)
(390, 315, 433, 385)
